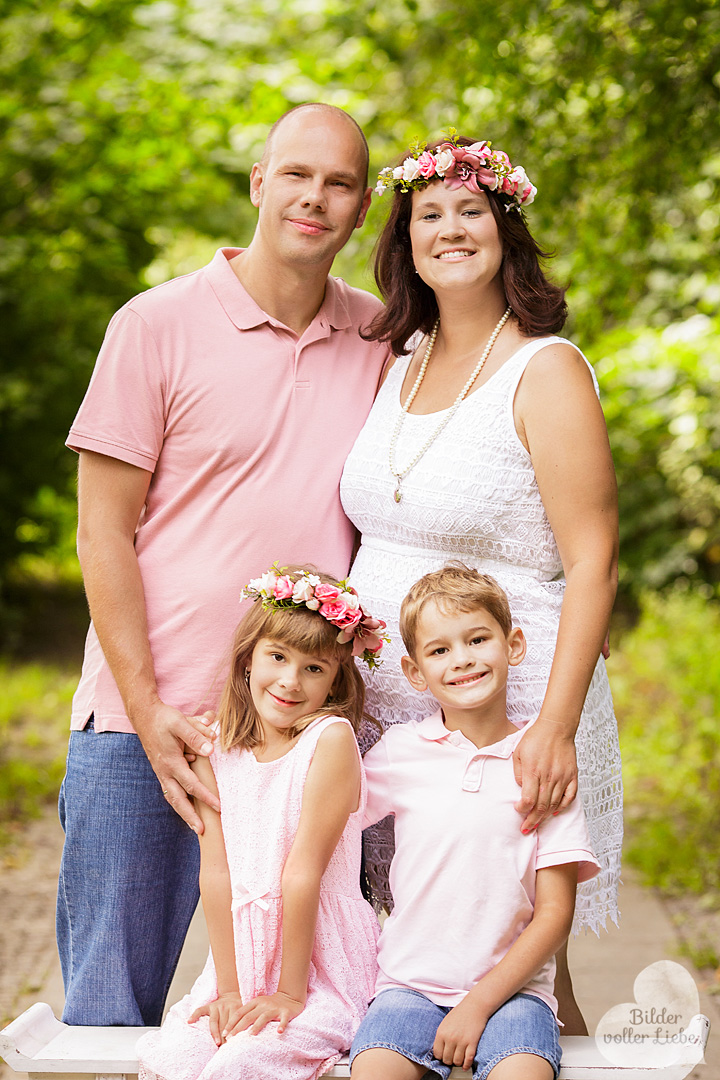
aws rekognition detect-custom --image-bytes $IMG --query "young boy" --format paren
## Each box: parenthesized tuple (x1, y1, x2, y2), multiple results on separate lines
(351, 565, 600, 1080)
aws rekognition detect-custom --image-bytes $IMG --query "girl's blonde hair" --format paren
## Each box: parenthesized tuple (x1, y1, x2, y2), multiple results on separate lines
(218, 568, 367, 751)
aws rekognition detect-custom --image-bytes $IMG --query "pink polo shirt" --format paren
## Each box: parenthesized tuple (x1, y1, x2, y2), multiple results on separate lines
(363, 711, 600, 1016)
(67, 248, 387, 732)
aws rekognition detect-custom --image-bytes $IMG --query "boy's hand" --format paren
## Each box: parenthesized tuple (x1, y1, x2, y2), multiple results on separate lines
(188, 991, 243, 1046)
(433, 998, 488, 1071)
(226, 992, 304, 1036)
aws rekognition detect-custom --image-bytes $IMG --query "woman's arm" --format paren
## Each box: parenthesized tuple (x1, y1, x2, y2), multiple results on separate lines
(433, 863, 578, 1070)
(187, 755, 242, 1045)
(512, 343, 619, 831)
(224, 722, 361, 1037)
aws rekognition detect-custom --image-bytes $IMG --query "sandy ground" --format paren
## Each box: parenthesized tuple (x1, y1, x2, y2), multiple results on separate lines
(1, 808, 719, 1079)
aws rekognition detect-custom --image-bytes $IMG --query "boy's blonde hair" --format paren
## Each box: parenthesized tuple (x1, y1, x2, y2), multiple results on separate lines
(217, 567, 366, 751)
(400, 563, 513, 658)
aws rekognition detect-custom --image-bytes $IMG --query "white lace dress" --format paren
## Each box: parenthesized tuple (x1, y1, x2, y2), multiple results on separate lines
(341, 336, 622, 935)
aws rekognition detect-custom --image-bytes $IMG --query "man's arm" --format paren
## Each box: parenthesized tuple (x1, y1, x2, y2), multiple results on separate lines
(77, 450, 220, 829)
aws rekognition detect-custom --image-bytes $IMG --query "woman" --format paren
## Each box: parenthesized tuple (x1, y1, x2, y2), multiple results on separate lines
(340, 134, 622, 1033)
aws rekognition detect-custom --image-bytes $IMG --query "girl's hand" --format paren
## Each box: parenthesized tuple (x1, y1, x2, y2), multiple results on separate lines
(225, 992, 305, 1036)
(188, 991, 243, 1046)
(433, 997, 488, 1071)
(512, 717, 578, 833)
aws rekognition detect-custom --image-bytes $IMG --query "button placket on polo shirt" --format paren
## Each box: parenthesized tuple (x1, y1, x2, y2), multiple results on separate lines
(293, 317, 331, 391)
(462, 752, 486, 792)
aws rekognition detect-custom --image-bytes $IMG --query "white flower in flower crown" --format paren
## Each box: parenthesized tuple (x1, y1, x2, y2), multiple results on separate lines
(434, 148, 455, 175)
(520, 182, 537, 206)
(340, 590, 361, 611)
(255, 571, 278, 594)
(402, 156, 421, 182)
(292, 577, 315, 603)
(467, 140, 490, 160)
(375, 181, 388, 195)
(305, 598, 321, 610)
(393, 166, 405, 179)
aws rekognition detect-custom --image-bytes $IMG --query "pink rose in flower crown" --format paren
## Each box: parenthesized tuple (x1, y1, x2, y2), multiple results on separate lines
(273, 575, 295, 600)
(319, 599, 363, 629)
(490, 149, 511, 168)
(314, 583, 341, 603)
(417, 151, 437, 179)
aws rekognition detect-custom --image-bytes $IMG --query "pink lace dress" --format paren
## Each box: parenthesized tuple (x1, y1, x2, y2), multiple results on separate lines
(137, 716, 379, 1080)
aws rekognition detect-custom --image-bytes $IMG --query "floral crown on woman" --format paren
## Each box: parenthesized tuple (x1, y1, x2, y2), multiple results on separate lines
(243, 564, 389, 669)
(375, 128, 537, 211)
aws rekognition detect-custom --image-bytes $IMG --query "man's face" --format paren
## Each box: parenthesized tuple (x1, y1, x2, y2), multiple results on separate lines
(249, 111, 372, 272)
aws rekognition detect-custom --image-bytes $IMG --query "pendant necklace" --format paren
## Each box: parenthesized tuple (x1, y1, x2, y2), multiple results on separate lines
(389, 306, 512, 504)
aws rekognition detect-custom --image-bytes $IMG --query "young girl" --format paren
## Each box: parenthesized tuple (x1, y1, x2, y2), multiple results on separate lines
(137, 565, 386, 1080)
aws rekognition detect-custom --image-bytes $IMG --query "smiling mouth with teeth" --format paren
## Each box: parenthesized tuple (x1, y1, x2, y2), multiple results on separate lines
(437, 250, 474, 259)
(449, 672, 487, 685)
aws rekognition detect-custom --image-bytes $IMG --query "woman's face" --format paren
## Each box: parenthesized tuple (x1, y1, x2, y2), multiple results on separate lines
(408, 182, 504, 298)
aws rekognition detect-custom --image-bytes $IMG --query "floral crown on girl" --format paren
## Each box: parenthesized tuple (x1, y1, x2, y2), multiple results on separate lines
(375, 128, 537, 211)
(243, 564, 389, 669)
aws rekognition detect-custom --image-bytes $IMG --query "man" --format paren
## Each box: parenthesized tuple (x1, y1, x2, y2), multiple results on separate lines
(58, 103, 388, 1026)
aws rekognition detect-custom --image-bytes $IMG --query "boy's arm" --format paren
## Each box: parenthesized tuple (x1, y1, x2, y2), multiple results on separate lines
(433, 863, 578, 1071)
(186, 755, 242, 1046)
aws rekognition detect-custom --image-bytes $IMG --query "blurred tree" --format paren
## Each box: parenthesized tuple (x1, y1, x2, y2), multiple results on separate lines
(1, 0, 719, 613)
(596, 314, 720, 598)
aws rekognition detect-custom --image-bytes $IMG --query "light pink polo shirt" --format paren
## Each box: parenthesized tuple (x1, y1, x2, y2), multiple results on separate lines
(363, 711, 600, 1016)
(67, 248, 387, 732)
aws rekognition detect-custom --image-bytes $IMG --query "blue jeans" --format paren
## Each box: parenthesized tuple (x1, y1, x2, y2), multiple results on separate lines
(350, 988, 561, 1080)
(56, 717, 200, 1026)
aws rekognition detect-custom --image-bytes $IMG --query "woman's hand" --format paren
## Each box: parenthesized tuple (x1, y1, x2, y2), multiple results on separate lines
(188, 991, 243, 1046)
(512, 717, 578, 833)
(433, 997, 488, 1071)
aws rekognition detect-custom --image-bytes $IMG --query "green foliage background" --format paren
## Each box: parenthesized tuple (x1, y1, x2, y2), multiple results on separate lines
(2, 0, 720, 601)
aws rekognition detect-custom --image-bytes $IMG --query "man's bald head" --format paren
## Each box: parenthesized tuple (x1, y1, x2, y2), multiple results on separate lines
(261, 103, 370, 188)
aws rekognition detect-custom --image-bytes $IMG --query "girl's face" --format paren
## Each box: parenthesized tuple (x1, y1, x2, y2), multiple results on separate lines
(408, 182, 503, 297)
(248, 637, 340, 738)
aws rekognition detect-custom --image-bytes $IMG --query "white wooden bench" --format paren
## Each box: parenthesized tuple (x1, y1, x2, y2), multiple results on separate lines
(0, 1003, 710, 1080)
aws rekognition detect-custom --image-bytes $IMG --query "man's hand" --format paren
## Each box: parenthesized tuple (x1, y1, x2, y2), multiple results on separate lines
(512, 717, 578, 833)
(133, 702, 220, 831)
(189, 991, 243, 1046)
(433, 997, 488, 1071)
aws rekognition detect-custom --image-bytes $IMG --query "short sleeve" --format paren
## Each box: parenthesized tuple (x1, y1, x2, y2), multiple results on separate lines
(67, 306, 166, 471)
(362, 736, 395, 829)
(534, 796, 601, 884)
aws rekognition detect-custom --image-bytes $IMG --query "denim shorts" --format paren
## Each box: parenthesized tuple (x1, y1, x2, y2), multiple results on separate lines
(350, 988, 561, 1080)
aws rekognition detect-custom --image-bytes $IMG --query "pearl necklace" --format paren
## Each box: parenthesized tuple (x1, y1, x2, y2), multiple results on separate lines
(389, 306, 512, 503)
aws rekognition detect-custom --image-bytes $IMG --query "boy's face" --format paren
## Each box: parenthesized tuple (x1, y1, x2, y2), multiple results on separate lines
(401, 601, 525, 718)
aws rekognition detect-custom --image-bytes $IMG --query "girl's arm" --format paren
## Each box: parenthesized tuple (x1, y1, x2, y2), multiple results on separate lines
(512, 343, 619, 832)
(225, 721, 361, 1037)
(433, 863, 578, 1070)
(186, 755, 243, 1046)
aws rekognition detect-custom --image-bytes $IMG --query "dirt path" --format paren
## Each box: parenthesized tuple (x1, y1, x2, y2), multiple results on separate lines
(2, 808, 719, 1079)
